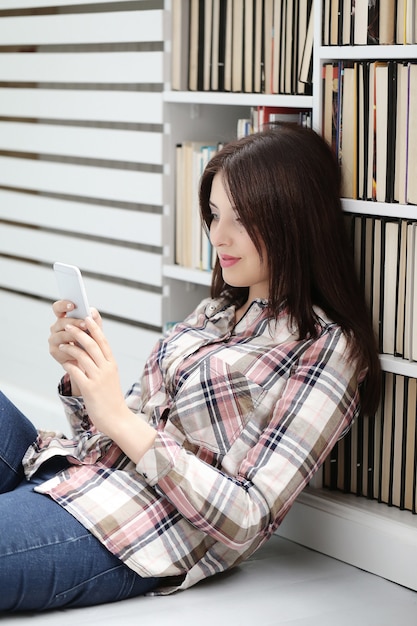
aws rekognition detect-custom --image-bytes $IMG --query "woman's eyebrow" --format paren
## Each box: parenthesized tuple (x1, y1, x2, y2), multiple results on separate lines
(208, 200, 218, 209)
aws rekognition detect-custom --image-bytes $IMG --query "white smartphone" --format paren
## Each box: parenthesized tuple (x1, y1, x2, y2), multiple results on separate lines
(53, 262, 91, 319)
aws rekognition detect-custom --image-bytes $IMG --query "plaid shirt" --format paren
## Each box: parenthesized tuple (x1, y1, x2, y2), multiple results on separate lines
(23, 298, 364, 594)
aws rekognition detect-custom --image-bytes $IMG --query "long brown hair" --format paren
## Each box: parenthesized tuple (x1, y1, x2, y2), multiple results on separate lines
(199, 125, 381, 416)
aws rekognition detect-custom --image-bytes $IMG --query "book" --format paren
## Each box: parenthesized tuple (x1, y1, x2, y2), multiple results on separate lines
(231, 0, 244, 92)
(371, 217, 382, 349)
(175, 141, 208, 268)
(374, 62, 389, 202)
(322, 63, 335, 147)
(340, 62, 357, 198)
(349, 410, 360, 495)
(357, 61, 369, 200)
(365, 401, 378, 499)
(363, 216, 374, 312)
(407, 63, 417, 205)
(372, 389, 383, 499)
(263, 0, 274, 94)
(391, 375, 405, 508)
(379, 0, 395, 44)
(406, 0, 416, 44)
(199, 144, 218, 270)
(175, 143, 185, 266)
(403, 222, 416, 360)
(284, 0, 295, 93)
(323, 0, 331, 45)
(382, 219, 400, 355)
(279, 0, 287, 93)
(366, 61, 376, 200)
(188, 0, 204, 91)
(217, 0, 228, 90)
(409, 222, 417, 361)
(353, 0, 369, 44)
(171, 0, 190, 91)
(203, 0, 214, 90)
(271, 0, 283, 93)
(253, 0, 264, 92)
(394, 63, 409, 204)
(342, 0, 353, 45)
(210, 0, 220, 90)
(298, 0, 314, 86)
(352, 214, 362, 284)
(379, 372, 394, 505)
(243, 0, 255, 92)
(396, 0, 406, 44)
(395, 220, 408, 357)
(330, 0, 339, 45)
(290, 0, 299, 92)
(223, 0, 233, 91)
(385, 62, 397, 203)
(403, 377, 417, 512)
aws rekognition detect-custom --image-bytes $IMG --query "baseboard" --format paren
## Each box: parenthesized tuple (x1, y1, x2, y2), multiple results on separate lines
(276, 488, 417, 590)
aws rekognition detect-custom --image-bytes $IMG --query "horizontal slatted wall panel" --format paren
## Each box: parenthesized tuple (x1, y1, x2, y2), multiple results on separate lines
(0, 0, 165, 429)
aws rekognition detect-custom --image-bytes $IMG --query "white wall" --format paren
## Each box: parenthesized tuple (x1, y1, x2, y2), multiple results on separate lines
(0, 1, 165, 429)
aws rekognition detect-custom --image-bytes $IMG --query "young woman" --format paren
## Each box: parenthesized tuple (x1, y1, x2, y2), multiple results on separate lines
(0, 125, 380, 612)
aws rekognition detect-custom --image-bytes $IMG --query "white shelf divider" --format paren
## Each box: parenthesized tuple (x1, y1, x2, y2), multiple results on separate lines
(163, 264, 212, 286)
(163, 91, 313, 108)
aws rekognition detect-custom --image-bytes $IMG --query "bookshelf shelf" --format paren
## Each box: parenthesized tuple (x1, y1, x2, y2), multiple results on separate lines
(163, 263, 212, 286)
(380, 354, 417, 377)
(163, 91, 313, 108)
(278, 487, 417, 591)
(342, 199, 417, 220)
(163, 0, 417, 592)
(320, 44, 417, 61)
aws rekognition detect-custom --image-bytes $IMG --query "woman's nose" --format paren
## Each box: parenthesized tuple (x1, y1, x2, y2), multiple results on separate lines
(210, 219, 231, 248)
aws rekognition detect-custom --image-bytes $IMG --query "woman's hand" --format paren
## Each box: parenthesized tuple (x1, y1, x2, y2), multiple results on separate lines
(49, 300, 102, 366)
(55, 314, 156, 461)
(49, 300, 102, 395)
(56, 314, 124, 432)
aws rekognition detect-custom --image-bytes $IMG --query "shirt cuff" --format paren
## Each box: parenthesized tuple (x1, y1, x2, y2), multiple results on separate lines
(58, 373, 73, 396)
(58, 375, 92, 432)
(136, 431, 182, 486)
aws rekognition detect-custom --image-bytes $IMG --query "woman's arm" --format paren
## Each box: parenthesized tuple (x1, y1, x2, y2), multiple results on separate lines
(56, 315, 157, 461)
(136, 328, 362, 549)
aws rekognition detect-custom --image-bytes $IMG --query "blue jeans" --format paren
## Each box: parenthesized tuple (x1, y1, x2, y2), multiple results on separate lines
(0, 391, 160, 612)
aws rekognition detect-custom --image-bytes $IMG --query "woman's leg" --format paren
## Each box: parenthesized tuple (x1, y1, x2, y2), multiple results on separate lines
(0, 393, 160, 611)
(0, 391, 38, 493)
(0, 463, 160, 612)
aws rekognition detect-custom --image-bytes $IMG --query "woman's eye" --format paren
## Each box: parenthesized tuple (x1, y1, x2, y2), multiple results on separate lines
(210, 212, 219, 221)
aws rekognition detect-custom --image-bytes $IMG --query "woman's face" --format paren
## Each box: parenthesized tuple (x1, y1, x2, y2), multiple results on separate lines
(209, 172, 269, 301)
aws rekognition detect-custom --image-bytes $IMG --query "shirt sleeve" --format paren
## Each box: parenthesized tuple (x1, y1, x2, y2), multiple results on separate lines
(57, 374, 98, 437)
(136, 326, 363, 550)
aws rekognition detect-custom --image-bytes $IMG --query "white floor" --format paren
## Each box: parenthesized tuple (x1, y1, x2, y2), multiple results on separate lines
(1, 535, 416, 625)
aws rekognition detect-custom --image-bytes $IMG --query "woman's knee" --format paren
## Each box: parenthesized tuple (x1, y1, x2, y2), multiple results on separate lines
(0, 530, 158, 611)
(0, 483, 159, 611)
(0, 392, 37, 493)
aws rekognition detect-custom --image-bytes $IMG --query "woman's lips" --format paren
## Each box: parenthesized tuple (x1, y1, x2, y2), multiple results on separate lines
(219, 255, 240, 268)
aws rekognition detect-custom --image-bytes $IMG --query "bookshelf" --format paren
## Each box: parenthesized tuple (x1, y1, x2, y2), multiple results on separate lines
(163, 0, 417, 590)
